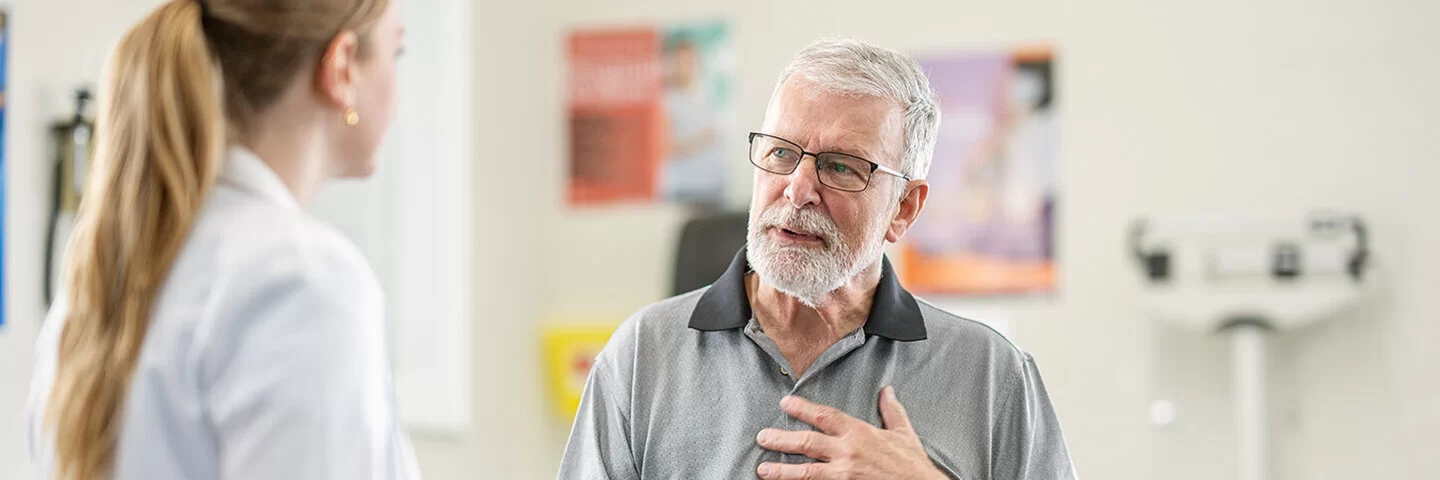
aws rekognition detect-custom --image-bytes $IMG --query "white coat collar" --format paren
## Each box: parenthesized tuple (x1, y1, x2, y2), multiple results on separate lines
(220, 146, 301, 212)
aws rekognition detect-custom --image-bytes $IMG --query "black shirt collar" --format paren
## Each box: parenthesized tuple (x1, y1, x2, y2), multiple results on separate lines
(688, 248, 928, 342)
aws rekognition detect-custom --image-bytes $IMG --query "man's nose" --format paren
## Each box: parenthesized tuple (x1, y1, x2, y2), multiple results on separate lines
(783, 155, 823, 209)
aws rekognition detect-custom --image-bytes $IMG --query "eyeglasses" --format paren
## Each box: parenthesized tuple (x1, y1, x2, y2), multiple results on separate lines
(747, 132, 909, 192)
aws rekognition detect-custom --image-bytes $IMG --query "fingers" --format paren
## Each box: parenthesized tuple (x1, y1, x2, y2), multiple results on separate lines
(878, 386, 915, 432)
(757, 461, 829, 480)
(756, 428, 839, 460)
(780, 395, 859, 435)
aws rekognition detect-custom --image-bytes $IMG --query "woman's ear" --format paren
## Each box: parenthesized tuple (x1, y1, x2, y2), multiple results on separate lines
(314, 31, 361, 109)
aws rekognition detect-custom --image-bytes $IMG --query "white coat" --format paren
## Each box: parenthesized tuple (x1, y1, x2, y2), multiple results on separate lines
(28, 147, 421, 480)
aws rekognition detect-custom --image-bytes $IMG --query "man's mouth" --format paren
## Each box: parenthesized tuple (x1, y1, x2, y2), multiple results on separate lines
(774, 226, 825, 245)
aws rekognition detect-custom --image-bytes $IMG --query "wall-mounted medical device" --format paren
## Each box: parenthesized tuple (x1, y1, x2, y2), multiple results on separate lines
(46, 89, 94, 304)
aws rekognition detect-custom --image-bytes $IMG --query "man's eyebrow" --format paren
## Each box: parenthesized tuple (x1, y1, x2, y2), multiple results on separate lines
(818, 140, 879, 160)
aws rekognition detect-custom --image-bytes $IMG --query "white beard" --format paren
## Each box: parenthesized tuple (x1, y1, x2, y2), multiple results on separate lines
(746, 203, 890, 307)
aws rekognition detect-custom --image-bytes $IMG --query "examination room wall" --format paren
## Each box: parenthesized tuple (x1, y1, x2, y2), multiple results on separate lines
(525, 0, 1440, 479)
(1, 1, 1437, 480)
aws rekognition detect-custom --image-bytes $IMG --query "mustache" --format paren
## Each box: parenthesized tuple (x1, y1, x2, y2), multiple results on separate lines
(757, 206, 841, 246)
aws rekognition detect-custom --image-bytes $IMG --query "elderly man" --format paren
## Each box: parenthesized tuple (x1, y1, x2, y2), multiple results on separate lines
(560, 38, 1075, 480)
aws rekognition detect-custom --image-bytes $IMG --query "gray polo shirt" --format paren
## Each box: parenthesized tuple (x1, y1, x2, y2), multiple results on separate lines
(559, 250, 1076, 480)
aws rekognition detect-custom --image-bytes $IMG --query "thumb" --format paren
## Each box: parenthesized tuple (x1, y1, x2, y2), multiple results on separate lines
(879, 386, 915, 432)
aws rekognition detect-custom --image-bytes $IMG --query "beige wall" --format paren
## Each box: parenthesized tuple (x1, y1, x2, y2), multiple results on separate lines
(406, 1, 557, 478)
(506, 0, 1440, 479)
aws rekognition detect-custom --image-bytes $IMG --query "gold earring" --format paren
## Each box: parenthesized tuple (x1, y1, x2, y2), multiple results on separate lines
(343, 107, 361, 126)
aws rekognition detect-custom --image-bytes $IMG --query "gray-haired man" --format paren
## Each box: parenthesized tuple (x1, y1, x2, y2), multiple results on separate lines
(559, 38, 1076, 480)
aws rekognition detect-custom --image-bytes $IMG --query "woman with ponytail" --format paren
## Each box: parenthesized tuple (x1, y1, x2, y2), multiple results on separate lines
(26, 0, 416, 478)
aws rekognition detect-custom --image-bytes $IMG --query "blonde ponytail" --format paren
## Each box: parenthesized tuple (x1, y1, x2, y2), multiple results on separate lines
(48, 1, 223, 478)
(46, 0, 389, 476)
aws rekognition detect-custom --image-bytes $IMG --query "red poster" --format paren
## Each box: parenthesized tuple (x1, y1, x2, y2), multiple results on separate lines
(567, 29, 664, 206)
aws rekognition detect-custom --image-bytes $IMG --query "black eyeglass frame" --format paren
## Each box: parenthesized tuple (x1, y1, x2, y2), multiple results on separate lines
(747, 132, 910, 192)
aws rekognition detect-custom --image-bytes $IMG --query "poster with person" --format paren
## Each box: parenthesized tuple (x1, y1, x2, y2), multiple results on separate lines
(566, 22, 731, 208)
(899, 47, 1056, 295)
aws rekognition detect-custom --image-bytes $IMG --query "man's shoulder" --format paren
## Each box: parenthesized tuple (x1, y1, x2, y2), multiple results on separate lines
(600, 287, 710, 357)
(914, 298, 1032, 367)
(632, 287, 710, 326)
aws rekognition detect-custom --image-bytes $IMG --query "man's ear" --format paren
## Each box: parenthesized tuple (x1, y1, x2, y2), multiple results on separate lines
(314, 31, 361, 109)
(885, 180, 929, 243)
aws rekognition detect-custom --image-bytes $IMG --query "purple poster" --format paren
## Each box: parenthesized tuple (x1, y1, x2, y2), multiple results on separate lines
(900, 48, 1056, 295)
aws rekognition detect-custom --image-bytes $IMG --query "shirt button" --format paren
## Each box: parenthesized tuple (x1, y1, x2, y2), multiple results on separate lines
(780, 367, 789, 376)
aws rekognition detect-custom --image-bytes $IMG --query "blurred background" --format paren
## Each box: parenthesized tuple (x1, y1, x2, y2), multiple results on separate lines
(2, 0, 1438, 479)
